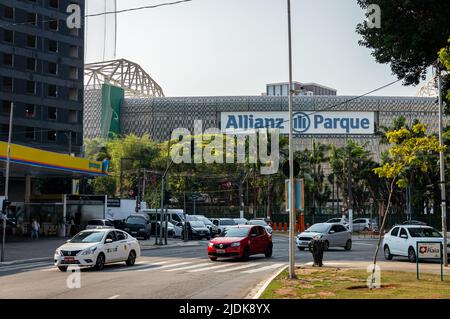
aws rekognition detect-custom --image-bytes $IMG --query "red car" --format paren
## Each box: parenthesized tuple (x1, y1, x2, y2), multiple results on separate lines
(207, 225, 273, 261)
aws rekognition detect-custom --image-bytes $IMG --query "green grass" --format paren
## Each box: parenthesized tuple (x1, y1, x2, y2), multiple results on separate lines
(260, 267, 450, 299)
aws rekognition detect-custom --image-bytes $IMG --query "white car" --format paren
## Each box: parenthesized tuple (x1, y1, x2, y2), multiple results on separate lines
(54, 229, 141, 272)
(85, 219, 115, 230)
(382, 225, 450, 262)
(325, 217, 349, 228)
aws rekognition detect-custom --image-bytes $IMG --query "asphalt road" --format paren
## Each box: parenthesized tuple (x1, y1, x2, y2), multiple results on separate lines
(0, 236, 385, 299)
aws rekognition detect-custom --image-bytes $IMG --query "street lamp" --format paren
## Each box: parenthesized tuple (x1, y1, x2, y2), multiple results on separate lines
(286, 0, 297, 279)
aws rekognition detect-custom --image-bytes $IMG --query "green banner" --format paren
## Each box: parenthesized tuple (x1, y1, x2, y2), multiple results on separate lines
(101, 84, 124, 138)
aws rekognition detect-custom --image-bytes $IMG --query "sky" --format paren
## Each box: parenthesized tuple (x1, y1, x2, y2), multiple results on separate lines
(85, 0, 432, 97)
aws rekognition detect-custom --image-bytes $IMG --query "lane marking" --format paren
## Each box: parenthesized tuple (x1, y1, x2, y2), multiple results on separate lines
(108, 295, 120, 299)
(137, 261, 192, 272)
(115, 260, 171, 271)
(164, 263, 211, 272)
(188, 263, 235, 273)
(241, 263, 285, 274)
(215, 263, 262, 273)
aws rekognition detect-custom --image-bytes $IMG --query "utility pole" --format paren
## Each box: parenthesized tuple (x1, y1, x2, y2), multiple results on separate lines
(347, 144, 353, 232)
(286, 0, 297, 279)
(437, 61, 448, 266)
(1, 102, 14, 262)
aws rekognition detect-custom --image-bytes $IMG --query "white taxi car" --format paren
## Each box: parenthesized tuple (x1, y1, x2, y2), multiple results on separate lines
(382, 225, 450, 262)
(54, 229, 141, 272)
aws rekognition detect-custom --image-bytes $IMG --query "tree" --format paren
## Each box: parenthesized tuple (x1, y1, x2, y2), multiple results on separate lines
(356, 0, 450, 85)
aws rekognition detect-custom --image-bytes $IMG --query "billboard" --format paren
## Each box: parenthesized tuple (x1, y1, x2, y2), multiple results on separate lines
(220, 111, 376, 135)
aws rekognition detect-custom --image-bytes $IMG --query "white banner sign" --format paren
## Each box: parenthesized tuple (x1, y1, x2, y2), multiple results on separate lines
(417, 242, 441, 259)
(220, 111, 375, 135)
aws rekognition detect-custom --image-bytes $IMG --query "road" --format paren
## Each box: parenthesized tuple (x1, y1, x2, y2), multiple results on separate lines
(0, 236, 424, 299)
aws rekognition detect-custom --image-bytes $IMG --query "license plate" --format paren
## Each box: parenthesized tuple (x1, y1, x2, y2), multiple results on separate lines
(131, 231, 137, 234)
(216, 249, 226, 254)
(301, 241, 309, 245)
(64, 257, 75, 262)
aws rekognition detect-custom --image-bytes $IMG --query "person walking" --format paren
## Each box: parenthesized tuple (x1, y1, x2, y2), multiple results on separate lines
(31, 219, 40, 239)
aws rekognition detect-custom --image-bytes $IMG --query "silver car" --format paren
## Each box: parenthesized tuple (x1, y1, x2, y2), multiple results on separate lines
(296, 223, 352, 251)
(352, 218, 378, 231)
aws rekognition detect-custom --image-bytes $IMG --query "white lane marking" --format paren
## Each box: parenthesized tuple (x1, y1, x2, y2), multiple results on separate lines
(108, 295, 120, 299)
(164, 263, 211, 272)
(241, 263, 285, 274)
(116, 260, 171, 271)
(0, 262, 50, 272)
(215, 263, 262, 273)
(188, 263, 235, 273)
(137, 261, 193, 272)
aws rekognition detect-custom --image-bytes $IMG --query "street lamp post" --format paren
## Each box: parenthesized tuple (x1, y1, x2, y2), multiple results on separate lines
(286, 0, 297, 279)
(1, 102, 14, 262)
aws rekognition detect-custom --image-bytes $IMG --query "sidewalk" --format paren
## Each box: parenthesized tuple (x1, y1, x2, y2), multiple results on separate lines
(0, 236, 205, 265)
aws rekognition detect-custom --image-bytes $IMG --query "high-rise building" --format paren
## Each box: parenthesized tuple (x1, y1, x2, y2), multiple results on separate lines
(266, 81, 337, 96)
(0, 0, 84, 155)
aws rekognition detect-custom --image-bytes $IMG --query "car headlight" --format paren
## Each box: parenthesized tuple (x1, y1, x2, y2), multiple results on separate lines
(54, 249, 61, 256)
(81, 246, 97, 255)
(230, 242, 240, 247)
(312, 234, 323, 240)
(208, 242, 214, 247)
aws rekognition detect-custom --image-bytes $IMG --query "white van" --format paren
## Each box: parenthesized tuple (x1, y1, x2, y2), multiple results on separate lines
(142, 209, 185, 225)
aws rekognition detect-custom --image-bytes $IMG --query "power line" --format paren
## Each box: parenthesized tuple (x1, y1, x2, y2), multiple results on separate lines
(0, 0, 193, 28)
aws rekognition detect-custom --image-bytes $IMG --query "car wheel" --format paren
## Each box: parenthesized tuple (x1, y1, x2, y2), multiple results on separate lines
(242, 247, 250, 261)
(58, 266, 68, 272)
(265, 244, 273, 258)
(384, 245, 393, 260)
(298, 247, 305, 251)
(94, 253, 105, 271)
(344, 239, 352, 251)
(209, 256, 218, 261)
(126, 250, 136, 266)
(408, 247, 417, 263)
(323, 241, 329, 251)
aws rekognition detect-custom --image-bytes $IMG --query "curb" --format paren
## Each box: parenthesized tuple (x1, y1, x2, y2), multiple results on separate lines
(0, 257, 53, 266)
(246, 265, 288, 299)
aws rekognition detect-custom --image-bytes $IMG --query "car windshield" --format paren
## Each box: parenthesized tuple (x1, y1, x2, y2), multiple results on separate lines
(220, 219, 236, 225)
(305, 224, 330, 233)
(219, 227, 249, 237)
(190, 221, 205, 227)
(186, 215, 199, 221)
(126, 217, 146, 225)
(197, 217, 212, 225)
(408, 227, 442, 238)
(70, 231, 104, 243)
(87, 220, 104, 225)
(327, 219, 340, 223)
(248, 220, 266, 226)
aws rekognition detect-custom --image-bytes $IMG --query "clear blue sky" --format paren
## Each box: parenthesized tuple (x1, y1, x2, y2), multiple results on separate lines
(86, 0, 431, 97)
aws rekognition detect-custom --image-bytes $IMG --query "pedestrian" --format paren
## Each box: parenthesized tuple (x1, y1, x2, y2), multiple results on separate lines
(66, 217, 74, 237)
(31, 219, 40, 239)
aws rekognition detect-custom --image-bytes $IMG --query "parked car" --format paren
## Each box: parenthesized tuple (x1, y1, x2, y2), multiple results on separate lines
(402, 220, 427, 226)
(184, 220, 210, 240)
(150, 220, 178, 238)
(123, 214, 151, 239)
(382, 225, 450, 262)
(192, 215, 219, 236)
(211, 218, 237, 234)
(85, 219, 115, 230)
(142, 209, 185, 225)
(352, 218, 378, 231)
(325, 217, 349, 227)
(233, 218, 248, 225)
(208, 225, 273, 261)
(296, 223, 352, 251)
(248, 219, 273, 235)
(54, 229, 141, 272)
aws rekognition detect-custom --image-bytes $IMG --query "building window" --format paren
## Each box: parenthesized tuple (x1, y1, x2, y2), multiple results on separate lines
(4, 6, 14, 19)
(3, 77, 13, 92)
(49, 19, 58, 31)
(47, 130, 57, 142)
(48, 85, 57, 97)
(3, 30, 13, 43)
(1, 101, 11, 113)
(69, 45, 78, 58)
(27, 12, 37, 25)
(49, 0, 59, 9)
(26, 58, 36, 71)
(69, 67, 78, 80)
(68, 110, 78, 123)
(27, 35, 37, 48)
(48, 40, 58, 53)
(26, 81, 36, 94)
(48, 106, 57, 120)
(48, 62, 58, 75)
(68, 88, 78, 101)
(25, 127, 35, 140)
(3, 53, 13, 67)
(25, 104, 36, 118)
